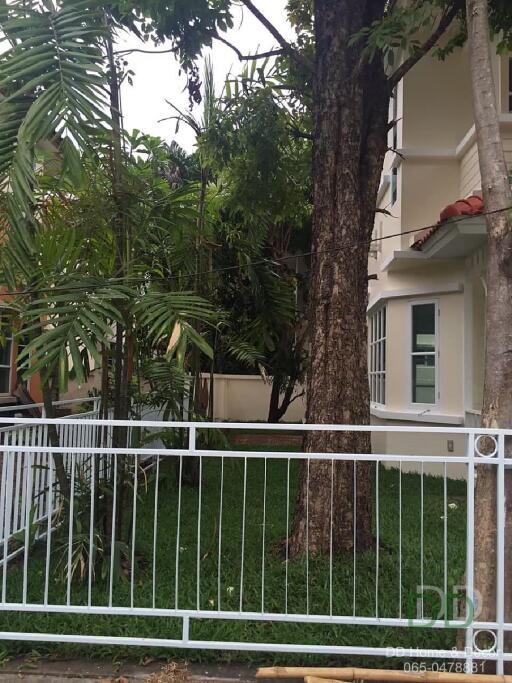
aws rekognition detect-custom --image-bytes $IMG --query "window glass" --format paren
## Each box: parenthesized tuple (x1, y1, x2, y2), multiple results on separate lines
(0, 341, 10, 366)
(391, 167, 398, 205)
(411, 302, 436, 404)
(412, 303, 436, 352)
(412, 355, 436, 404)
(0, 312, 12, 394)
(0, 368, 9, 393)
(369, 307, 386, 405)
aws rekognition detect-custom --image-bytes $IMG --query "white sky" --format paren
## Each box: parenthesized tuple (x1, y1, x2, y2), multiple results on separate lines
(117, 1, 293, 152)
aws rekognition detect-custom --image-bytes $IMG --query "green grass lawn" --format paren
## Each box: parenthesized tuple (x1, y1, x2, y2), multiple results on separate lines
(0, 442, 468, 665)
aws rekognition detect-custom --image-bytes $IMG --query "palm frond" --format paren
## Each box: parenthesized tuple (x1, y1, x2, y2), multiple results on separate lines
(0, 0, 110, 221)
(223, 334, 265, 368)
(135, 290, 217, 346)
(18, 277, 129, 385)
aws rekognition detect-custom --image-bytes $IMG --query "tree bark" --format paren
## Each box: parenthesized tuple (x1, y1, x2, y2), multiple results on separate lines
(466, 0, 512, 639)
(106, 29, 130, 435)
(268, 376, 285, 423)
(183, 167, 209, 488)
(41, 379, 70, 500)
(289, 0, 390, 557)
(267, 375, 302, 423)
(106, 28, 131, 542)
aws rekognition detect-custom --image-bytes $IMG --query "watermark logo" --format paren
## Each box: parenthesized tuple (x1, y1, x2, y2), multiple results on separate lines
(407, 585, 480, 627)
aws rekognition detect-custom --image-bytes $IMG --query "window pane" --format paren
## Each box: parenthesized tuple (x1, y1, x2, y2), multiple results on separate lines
(0, 338, 11, 367)
(0, 367, 10, 393)
(412, 355, 435, 404)
(369, 307, 386, 405)
(412, 303, 435, 352)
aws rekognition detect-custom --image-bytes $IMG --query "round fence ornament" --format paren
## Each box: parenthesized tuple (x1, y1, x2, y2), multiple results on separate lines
(473, 629, 498, 653)
(475, 434, 498, 458)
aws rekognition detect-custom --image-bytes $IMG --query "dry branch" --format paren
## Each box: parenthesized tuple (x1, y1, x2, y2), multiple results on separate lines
(257, 668, 512, 683)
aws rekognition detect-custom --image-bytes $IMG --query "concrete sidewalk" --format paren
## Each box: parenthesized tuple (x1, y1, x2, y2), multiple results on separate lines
(0, 659, 258, 683)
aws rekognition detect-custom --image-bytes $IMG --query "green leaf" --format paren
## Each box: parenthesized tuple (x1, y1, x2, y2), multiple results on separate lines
(181, 321, 213, 360)
(0, 0, 111, 228)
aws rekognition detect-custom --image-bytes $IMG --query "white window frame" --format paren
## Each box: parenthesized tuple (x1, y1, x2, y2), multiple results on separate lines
(409, 299, 439, 408)
(369, 306, 386, 406)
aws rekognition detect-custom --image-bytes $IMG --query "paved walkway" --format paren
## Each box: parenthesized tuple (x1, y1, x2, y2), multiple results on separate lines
(0, 659, 258, 682)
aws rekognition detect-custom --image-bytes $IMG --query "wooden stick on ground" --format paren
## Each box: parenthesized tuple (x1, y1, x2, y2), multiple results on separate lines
(256, 668, 512, 683)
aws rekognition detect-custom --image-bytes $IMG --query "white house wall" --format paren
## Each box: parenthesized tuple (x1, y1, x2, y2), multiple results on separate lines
(400, 159, 460, 250)
(460, 126, 512, 197)
(459, 143, 481, 197)
(402, 46, 474, 150)
(366, 38, 512, 437)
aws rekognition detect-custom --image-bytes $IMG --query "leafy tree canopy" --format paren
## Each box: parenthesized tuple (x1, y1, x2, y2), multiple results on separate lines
(115, 0, 512, 99)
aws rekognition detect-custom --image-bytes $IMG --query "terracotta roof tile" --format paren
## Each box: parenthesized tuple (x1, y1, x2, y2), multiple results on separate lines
(410, 194, 484, 251)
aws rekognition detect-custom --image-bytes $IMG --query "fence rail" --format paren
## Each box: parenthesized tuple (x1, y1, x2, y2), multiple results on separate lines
(0, 417, 510, 669)
(0, 399, 110, 562)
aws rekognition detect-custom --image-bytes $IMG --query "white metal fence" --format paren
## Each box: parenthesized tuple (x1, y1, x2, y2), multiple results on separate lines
(0, 398, 109, 562)
(0, 417, 510, 671)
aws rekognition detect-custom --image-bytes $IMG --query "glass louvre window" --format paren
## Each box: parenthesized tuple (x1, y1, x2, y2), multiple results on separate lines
(411, 302, 437, 404)
(369, 307, 386, 404)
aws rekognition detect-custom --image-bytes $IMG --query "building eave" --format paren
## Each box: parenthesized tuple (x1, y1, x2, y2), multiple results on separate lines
(419, 215, 486, 258)
(380, 249, 428, 272)
(367, 282, 464, 314)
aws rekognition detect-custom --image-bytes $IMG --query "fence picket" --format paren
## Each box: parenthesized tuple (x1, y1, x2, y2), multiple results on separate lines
(0, 414, 508, 664)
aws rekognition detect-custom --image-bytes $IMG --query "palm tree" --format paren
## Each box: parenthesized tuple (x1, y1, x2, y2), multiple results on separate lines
(0, 0, 218, 505)
(162, 57, 221, 420)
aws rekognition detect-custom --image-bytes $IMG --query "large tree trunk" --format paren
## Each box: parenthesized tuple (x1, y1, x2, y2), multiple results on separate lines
(289, 0, 389, 557)
(267, 375, 294, 423)
(466, 0, 512, 643)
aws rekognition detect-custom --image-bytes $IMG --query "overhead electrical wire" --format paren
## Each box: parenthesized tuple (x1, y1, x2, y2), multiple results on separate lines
(0, 203, 508, 299)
